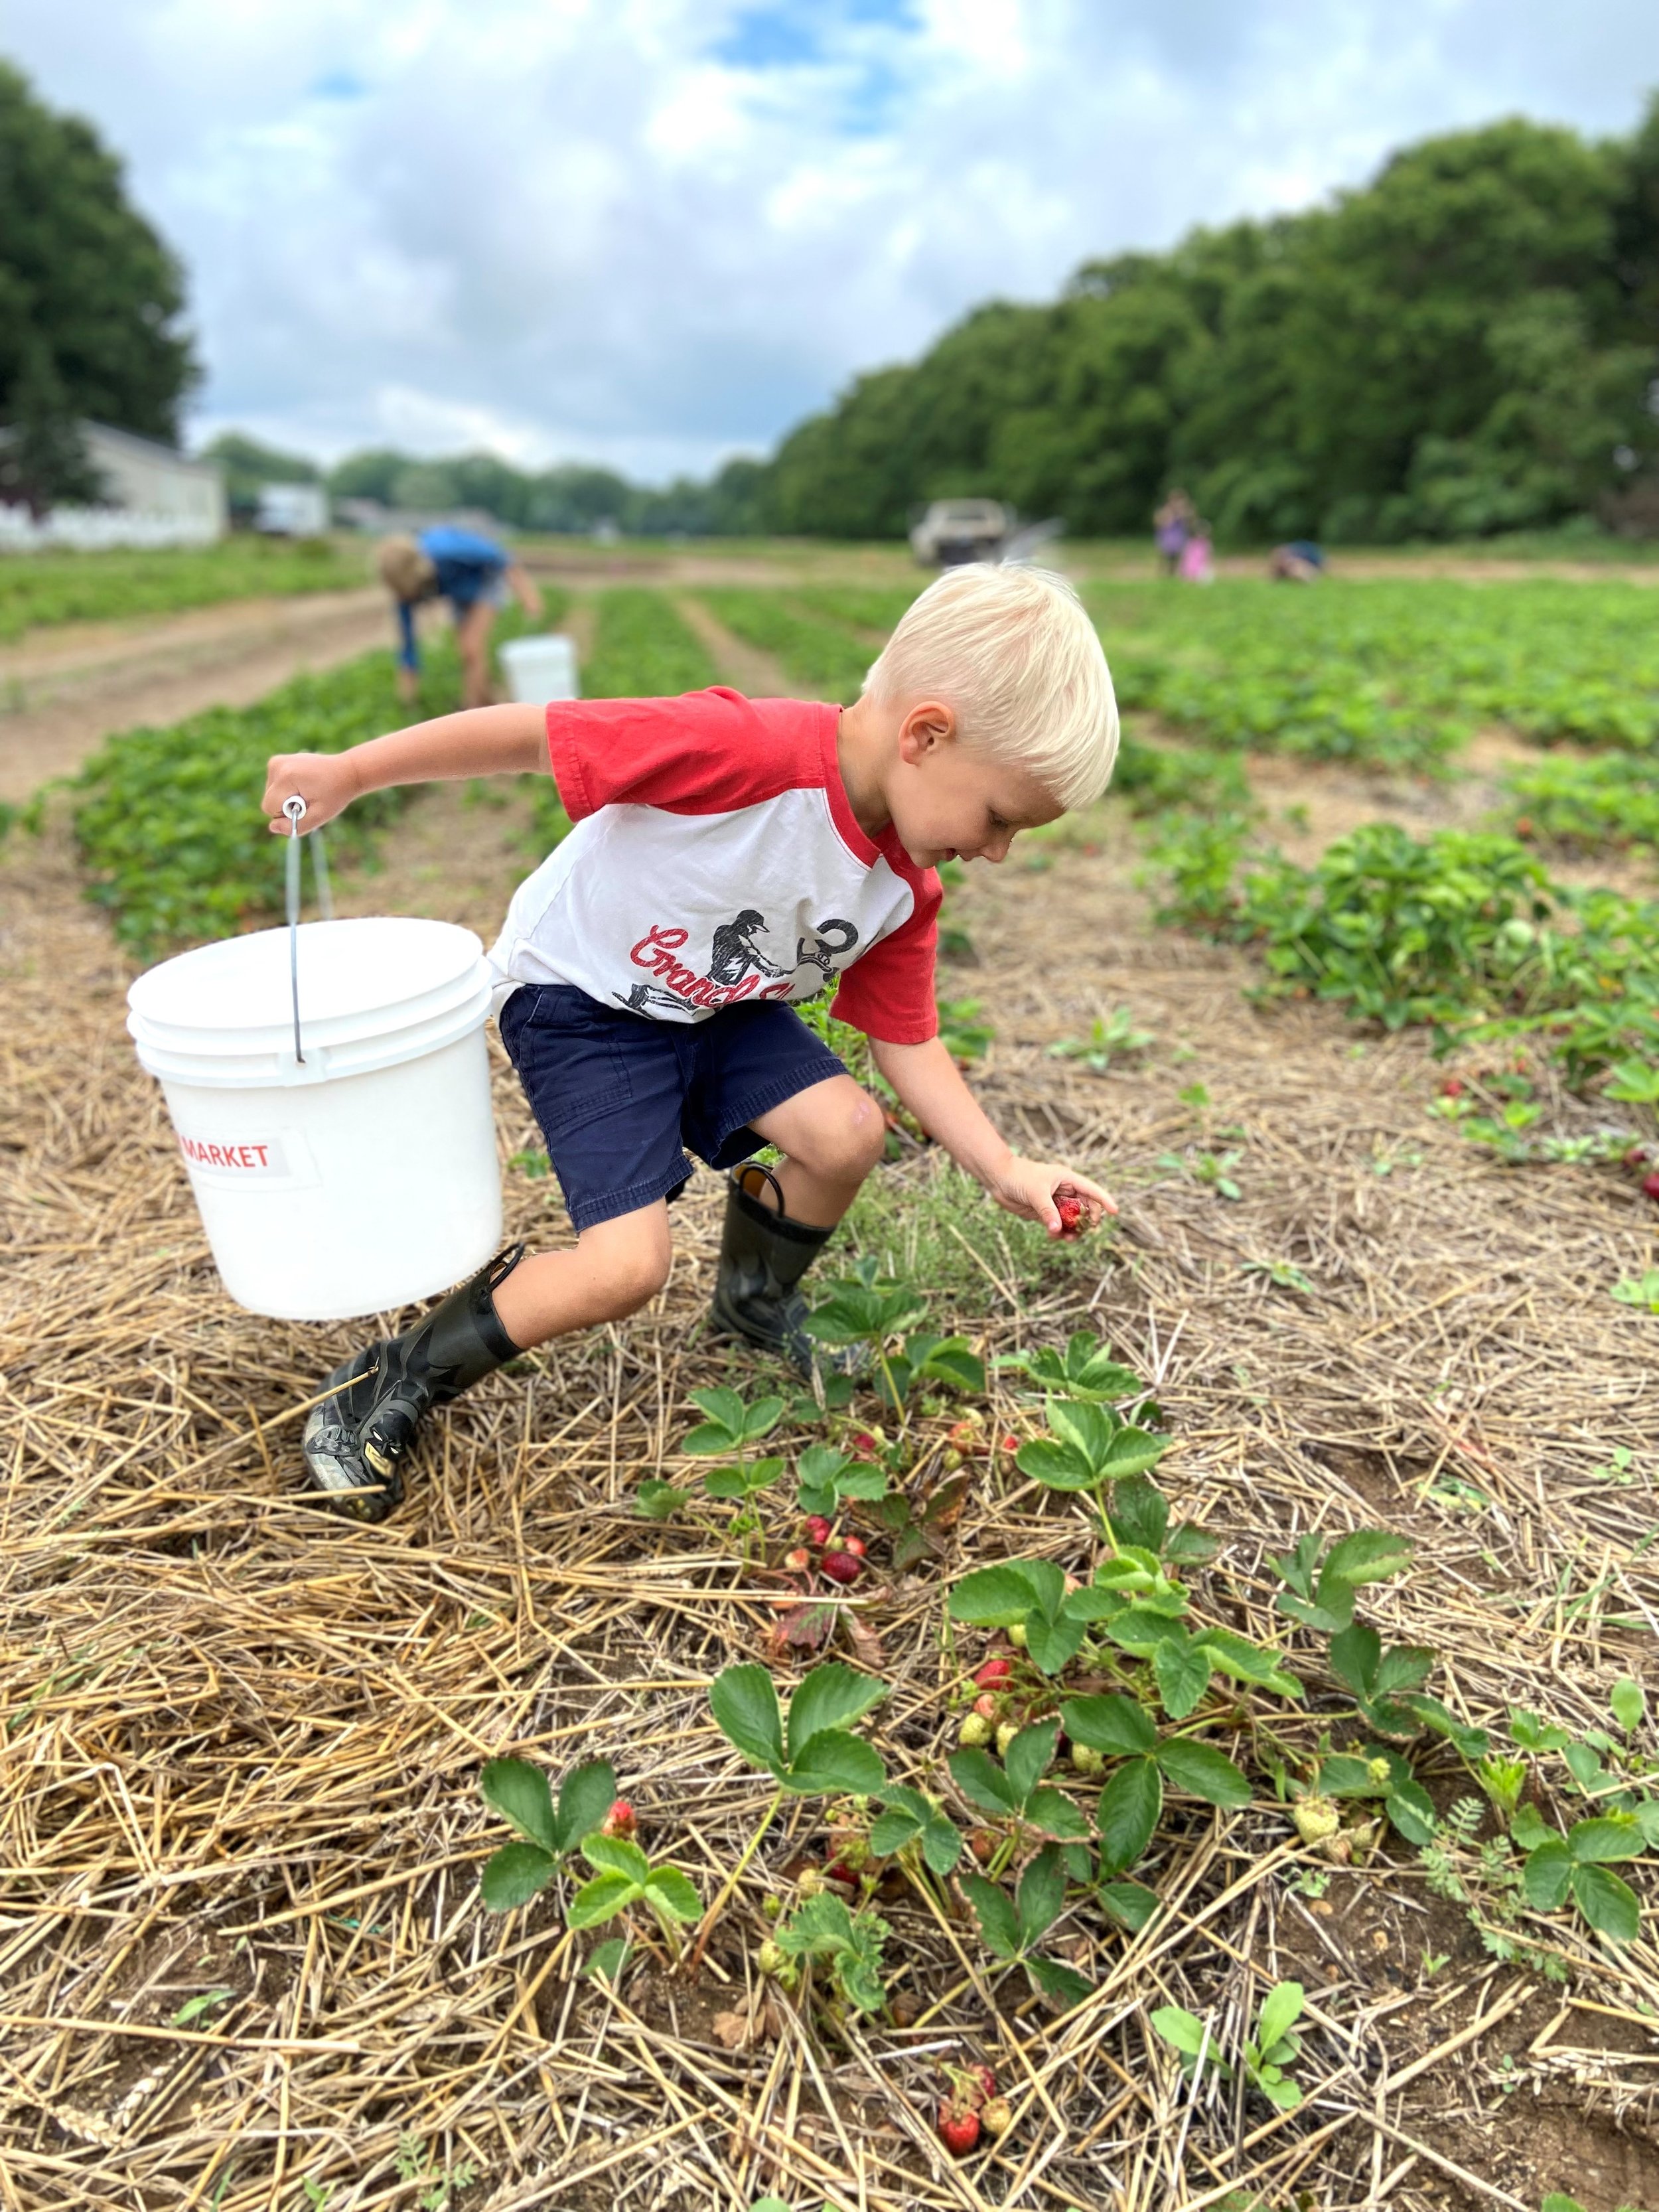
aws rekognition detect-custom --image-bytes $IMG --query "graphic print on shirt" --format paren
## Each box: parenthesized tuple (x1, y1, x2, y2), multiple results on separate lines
(618, 909, 861, 1016)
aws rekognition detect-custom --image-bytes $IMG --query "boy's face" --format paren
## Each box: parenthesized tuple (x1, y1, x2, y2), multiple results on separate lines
(885, 701, 1063, 871)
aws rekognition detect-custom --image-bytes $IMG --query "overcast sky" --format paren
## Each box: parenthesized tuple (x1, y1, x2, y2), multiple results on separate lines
(6, 1, 1658, 482)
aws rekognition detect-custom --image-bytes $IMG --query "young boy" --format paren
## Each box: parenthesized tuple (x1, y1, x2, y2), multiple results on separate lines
(261, 563, 1119, 1521)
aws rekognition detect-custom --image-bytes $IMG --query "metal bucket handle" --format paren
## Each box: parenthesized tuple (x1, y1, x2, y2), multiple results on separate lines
(282, 796, 334, 1065)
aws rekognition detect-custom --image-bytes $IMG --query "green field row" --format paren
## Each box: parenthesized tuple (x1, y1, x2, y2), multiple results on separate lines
(0, 537, 373, 643)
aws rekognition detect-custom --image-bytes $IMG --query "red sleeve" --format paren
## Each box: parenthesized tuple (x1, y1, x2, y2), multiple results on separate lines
(545, 690, 819, 820)
(831, 867, 941, 1045)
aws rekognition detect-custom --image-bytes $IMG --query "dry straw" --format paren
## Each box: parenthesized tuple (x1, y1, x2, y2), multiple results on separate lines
(2, 818, 1656, 2211)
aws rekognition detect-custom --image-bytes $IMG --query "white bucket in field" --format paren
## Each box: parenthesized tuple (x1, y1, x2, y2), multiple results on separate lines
(499, 632, 579, 705)
(127, 917, 502, 1322)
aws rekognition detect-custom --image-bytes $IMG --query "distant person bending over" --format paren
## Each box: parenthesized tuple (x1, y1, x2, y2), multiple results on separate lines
(1269, 541, 1325, 583)
(1153, 489, 1196, 577)
(378, 528, 543, 709)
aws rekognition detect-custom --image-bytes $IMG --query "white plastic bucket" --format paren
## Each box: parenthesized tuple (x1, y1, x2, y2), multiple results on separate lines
(127, 917, 502, 1321)
(499, 633, 579, 705)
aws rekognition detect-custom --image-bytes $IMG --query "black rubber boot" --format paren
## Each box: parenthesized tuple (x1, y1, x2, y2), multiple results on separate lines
(708, 1166, 839, 1379)
(301, 1245, 526, 1521)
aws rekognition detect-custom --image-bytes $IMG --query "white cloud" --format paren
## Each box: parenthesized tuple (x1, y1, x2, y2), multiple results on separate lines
(5, 0, 1657, 480)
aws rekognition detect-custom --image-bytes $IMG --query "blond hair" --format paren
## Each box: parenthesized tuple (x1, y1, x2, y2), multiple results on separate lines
(864, 563, 1118, 810)
(376, 534, 438, 601)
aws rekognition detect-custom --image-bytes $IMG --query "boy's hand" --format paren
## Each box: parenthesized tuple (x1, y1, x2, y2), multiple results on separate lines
(989, 1158, 1116, 1239)
(262, 751, 362, 836)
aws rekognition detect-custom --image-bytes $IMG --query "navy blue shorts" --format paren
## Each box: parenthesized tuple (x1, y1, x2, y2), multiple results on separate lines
(498, 985, 847, 1232)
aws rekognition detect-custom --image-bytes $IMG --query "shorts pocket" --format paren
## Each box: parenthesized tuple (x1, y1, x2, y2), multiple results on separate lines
(503, 993, 636, 1136)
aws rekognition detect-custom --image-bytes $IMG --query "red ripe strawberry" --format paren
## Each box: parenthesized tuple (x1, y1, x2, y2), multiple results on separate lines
(1055, 1193, 1086, 1238)
(841, 1534, 867, 1558)
(964, 2063, 997, 2105)
(601, 1799, 636, 1840)
(1643, 1171, 1659, 1205)
(851, 1430, 881, 1457)
(974, 1657, 1013, 1688)
(1001, 1434, 1020, 1455)
(820, 1550, 863, 1585)
(802, 1515, 833, 1548)
(1514, 816, 1534, 839)
(1624, 1146, 1652, 1173)
(938, 2099, 980, 2156)
(1439, 1076, 1465, 1098)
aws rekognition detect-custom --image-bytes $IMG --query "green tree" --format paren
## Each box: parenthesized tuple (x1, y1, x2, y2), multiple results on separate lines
(200, 431, 321, 512)
(0, 62, 197, 512)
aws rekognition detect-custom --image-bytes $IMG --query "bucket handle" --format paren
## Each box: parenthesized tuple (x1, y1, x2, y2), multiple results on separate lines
(282, 796, 334, 1066)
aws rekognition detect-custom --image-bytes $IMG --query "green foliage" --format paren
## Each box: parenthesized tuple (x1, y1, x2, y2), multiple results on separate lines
(566, 1834, 701, 1942)
(794, 1441, 887, 1520)
(1046, 1007, 1155, 1072)
(1, 61, 196, 509)
(0, 536, 364, 642)
(757, 110, 1659, 542)
(1155, 820, 1659, 1104)
(709, 1661, 887, 1795)
(774, 1891, 891, 2013)
(996, 1332, 1145, 1404)
(962, 1841, 1094, 2008)
(693, 587, 875, 703)
(476, 1756, 618, 1911)
(869, 1784, 962, 1876)
(1100, 578, 1659, 764)
(72, 644, 465, 954)
(1151, 1982, 1306, 2109)
(1506, 750, 1659, 855)
(1273, 1528, 1415, 1634)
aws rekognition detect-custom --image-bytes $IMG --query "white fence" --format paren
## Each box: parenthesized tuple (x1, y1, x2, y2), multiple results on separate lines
(0, 504, 223, 553)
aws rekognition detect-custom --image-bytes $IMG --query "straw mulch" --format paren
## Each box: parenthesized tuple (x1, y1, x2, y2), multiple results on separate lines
(3, 812, 1658, 2212)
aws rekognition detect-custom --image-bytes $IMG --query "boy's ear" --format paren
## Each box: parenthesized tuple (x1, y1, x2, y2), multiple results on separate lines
(897, 700, 957, 763)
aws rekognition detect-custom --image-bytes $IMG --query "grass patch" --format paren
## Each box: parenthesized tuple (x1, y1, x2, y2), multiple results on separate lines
(0, 534, 368, 642)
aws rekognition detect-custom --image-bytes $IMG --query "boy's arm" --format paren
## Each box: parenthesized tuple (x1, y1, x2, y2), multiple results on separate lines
(869, 1034, 1116, 1237)
(261, 703, 548, 836)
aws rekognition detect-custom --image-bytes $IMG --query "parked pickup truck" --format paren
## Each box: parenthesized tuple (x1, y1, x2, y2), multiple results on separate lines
(908, 498, 1014, 567)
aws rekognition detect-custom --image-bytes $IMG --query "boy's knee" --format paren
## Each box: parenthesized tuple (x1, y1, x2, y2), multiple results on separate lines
(808, 1088, 887, 1185)
(584, 1219, 672, 1318)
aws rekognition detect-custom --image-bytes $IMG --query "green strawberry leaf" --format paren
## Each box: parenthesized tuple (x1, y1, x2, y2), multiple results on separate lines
(479, 1842, 557, 1913)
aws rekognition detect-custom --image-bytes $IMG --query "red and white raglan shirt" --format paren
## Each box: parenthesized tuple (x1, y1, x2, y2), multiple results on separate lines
(487, 690, 942, 1044)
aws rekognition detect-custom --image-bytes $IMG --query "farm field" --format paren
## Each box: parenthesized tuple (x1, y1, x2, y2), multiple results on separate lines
(2, 549, 1658, 2212)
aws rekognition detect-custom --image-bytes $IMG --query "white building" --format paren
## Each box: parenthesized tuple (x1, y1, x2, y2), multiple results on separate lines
(0, 422, 228, 551)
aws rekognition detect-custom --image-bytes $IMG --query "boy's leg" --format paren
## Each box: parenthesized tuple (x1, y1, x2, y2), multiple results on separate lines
(709, 1073, 885, 1373)
(749, 1074, 886, 1227)
(303, 1203, 670, 1520)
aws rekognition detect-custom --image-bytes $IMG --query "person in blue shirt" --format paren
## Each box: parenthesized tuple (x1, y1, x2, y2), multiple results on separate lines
(377, 527, 543, 707)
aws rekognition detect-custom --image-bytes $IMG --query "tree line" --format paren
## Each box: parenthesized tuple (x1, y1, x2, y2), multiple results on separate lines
(4, 52, 1657, 544)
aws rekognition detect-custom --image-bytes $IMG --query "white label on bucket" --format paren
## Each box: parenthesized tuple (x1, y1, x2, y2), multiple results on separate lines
(175, 1127, 319, 1187)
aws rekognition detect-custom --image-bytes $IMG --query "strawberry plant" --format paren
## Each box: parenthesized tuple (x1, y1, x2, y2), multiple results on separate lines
(962, 1840, 1094, 2007)
(1046, 1007, 1155, 1072)
(1326, 1621, 1487, 1758)
(476, 1755, 618, 1910)
(950, 1717, 1090, 1846)
(1272, 1528, 1415, 1633)
(795, 1441, 887, 1521)
(711, 1662, 887, 1798)
(997, 1332, 1146, 1404)
(1151, 1981, 1307, 2110)
(566, 1834, 701, 1946)
(869, 1784, 964, 1876)
(1016, 1396, 1170, 1536)
(680, 1386, 787, 1534)
(0, 536, 365, 643)
(697, 1662, 889, 1956)
(772, 1891, 890, 2013)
